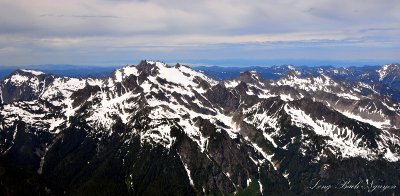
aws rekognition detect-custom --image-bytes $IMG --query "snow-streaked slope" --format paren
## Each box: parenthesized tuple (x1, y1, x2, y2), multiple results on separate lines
(0, 61, 399, 163)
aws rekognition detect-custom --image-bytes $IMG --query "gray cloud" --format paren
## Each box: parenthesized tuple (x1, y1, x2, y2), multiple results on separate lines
(0, 0, 399, 65)
(40, 14, 122, 19)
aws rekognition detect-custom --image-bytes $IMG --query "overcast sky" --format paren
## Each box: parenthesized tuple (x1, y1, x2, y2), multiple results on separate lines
(0, 0, 399, 66)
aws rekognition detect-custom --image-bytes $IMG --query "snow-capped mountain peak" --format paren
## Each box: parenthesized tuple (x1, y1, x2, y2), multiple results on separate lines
(1, 61, 399, 195)
(377, 63, 400, 81)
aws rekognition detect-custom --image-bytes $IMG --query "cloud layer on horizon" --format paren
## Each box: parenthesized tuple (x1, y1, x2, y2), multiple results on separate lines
(0, 0, 399, 66)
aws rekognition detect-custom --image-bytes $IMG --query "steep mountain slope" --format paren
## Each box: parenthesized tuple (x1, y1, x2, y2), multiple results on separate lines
(195, 63, 400, 102)
(0, 61, 399, 195)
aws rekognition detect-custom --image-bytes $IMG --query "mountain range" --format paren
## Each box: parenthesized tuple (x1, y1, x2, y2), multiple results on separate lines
(0, 60, 399, 195)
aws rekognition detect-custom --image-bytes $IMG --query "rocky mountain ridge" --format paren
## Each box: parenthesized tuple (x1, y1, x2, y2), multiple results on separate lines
(0, 60, 399, 195)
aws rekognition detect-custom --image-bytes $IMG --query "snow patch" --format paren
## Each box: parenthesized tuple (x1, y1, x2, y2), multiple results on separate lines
(224, 80, 239, 88)
(21, 69, 45, 75)
(336, 93, 360, 100)
(341, 111, 392, 130)
(378, 64, 390, 81)
(9, 74, 29, 86)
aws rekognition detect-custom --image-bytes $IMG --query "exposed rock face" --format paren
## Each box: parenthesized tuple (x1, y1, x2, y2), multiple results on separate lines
(1, 69, 54, 104)
(0, 61, 399, 195)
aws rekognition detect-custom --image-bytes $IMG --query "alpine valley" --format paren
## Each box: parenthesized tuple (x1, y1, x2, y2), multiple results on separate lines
(0, 60, 399, 195)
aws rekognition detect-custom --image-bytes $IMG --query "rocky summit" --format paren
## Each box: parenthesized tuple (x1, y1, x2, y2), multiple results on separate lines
(0, 60, 399, 195)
